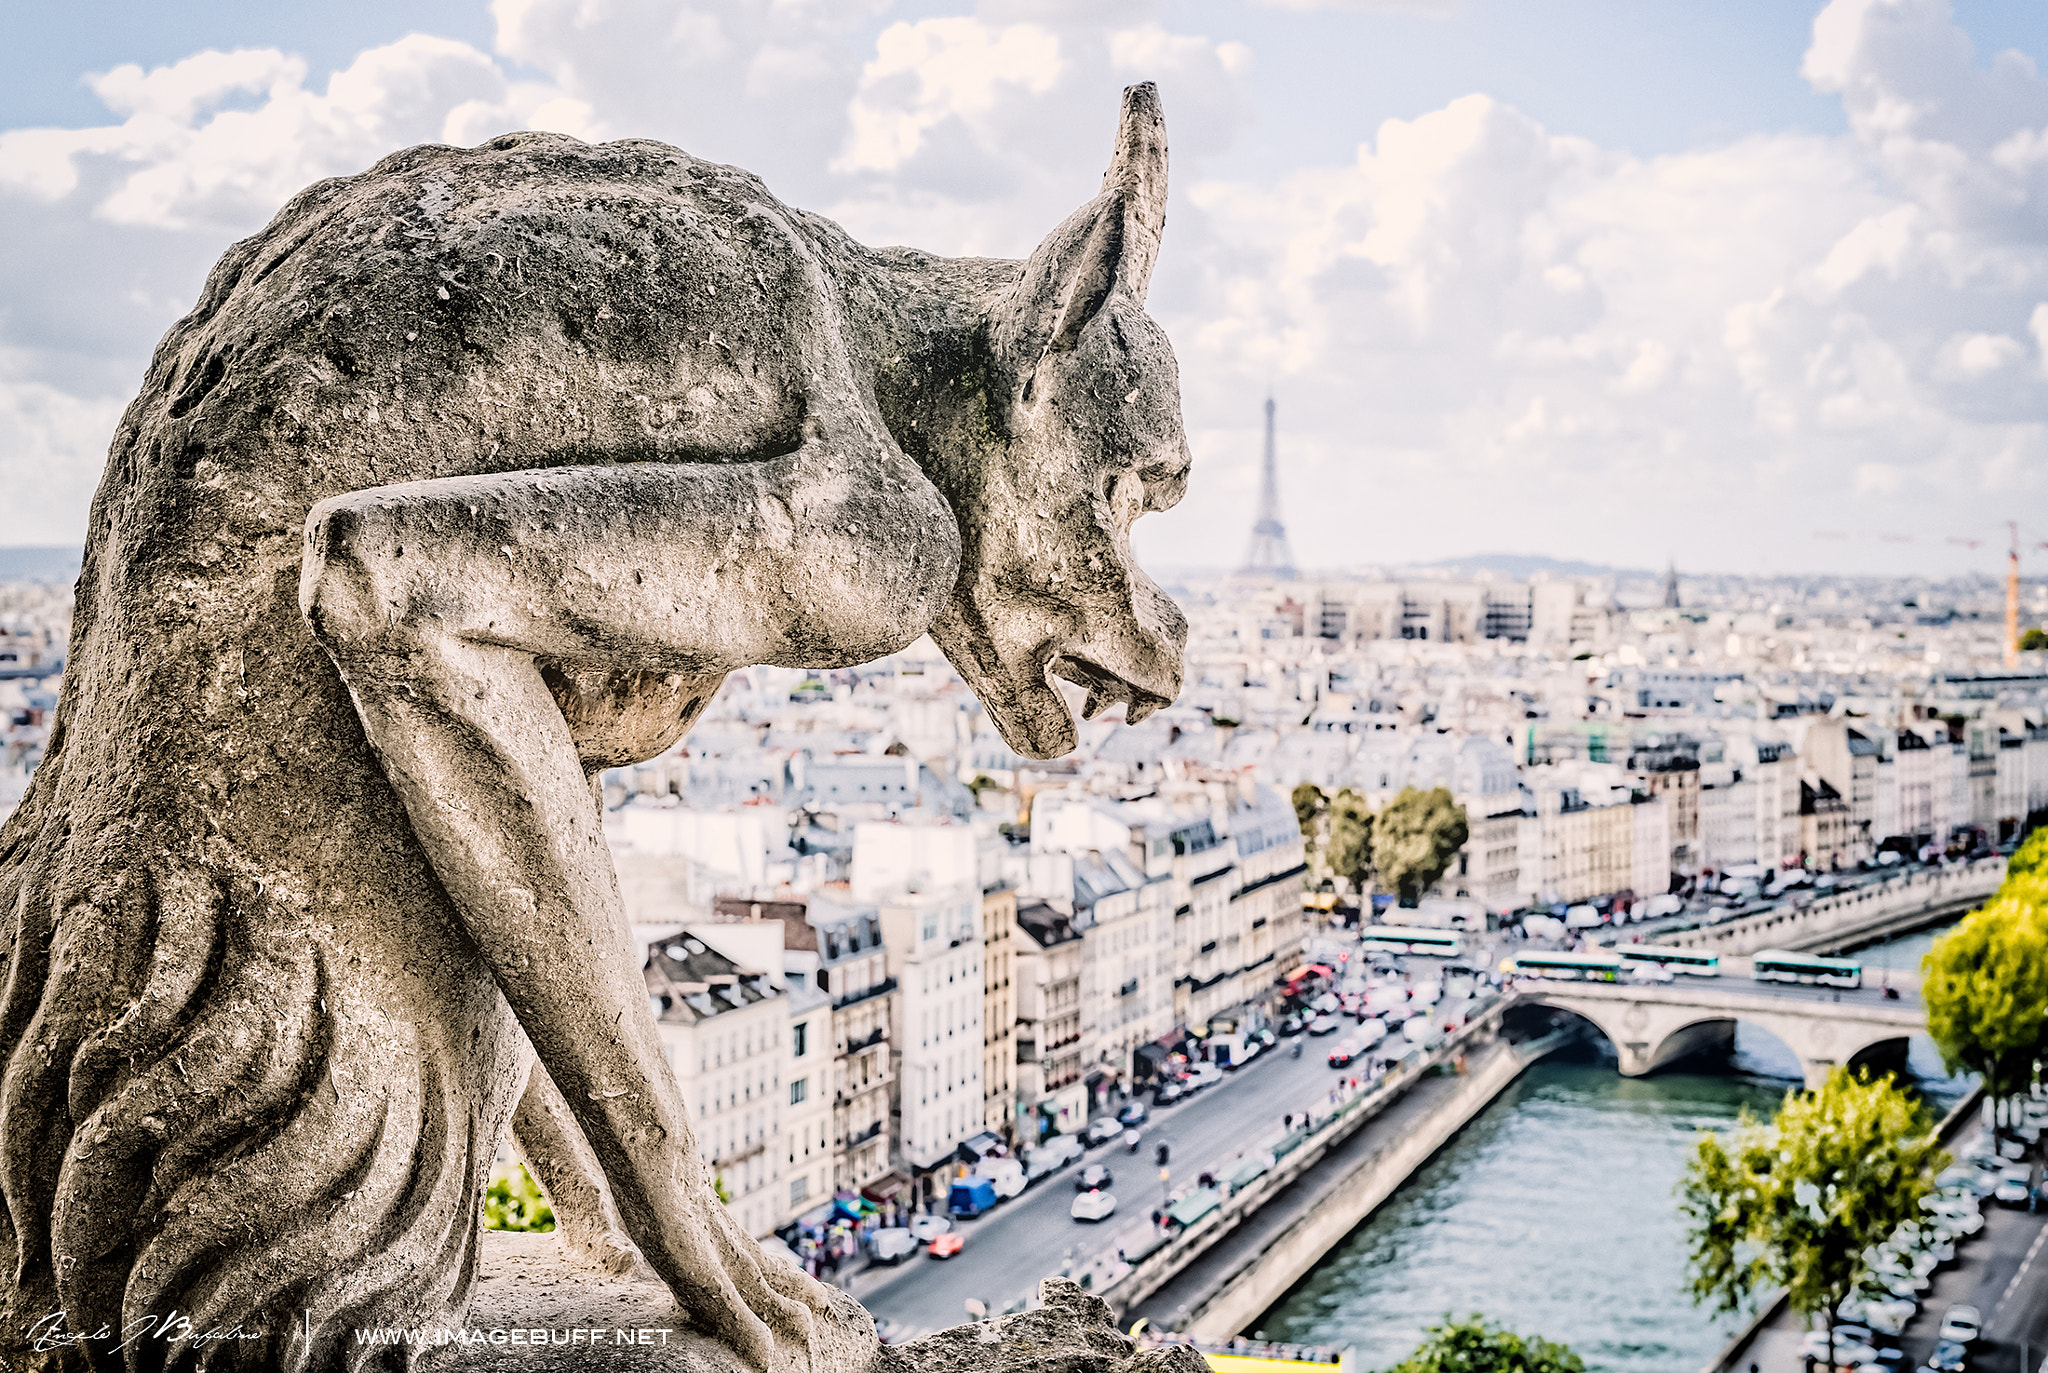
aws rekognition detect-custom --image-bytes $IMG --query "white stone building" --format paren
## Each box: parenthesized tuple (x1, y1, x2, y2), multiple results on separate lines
(644, 936, 786, 1237)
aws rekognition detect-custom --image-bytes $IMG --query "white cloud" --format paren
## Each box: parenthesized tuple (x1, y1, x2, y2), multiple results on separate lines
(0, 37, 599, 234)
(0, 350, 125, 544)
(836, 19, 1062, 174)
(1134, 0, 2048, 573)
(6, 0, 2048, 572)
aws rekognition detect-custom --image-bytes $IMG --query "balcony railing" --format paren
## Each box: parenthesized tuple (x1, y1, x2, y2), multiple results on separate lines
(841, 1120, 883, 1148)
(833, 977, 897, 1011)
(841, 1025, 887, 1054)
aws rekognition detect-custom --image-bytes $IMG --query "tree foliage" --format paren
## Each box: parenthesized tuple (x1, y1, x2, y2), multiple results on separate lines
(2021, 626, 2048, 652)
(1291, 783, 1375, 894)
(2006, 824, 2048, 881)
(1372, 786, 1469, 904)
(1921, 873, 2048, 1104)
(1326, 788, 1376, 895)
(1377, 1315, 1584, 1373)
(1679, 1068, 1945, 1366)
(483, 1162, 555, 1232)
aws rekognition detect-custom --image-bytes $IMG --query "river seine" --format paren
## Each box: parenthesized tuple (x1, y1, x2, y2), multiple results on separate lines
(1253, 926, 1971, 1372)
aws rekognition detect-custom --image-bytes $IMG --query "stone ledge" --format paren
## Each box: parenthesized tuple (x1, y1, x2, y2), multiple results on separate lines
(424, 1233, 1204, 1373)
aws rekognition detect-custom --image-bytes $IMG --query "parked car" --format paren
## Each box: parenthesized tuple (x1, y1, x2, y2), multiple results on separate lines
(948, 1175, 999, 1218)
(1025, 1134, 1085, 1181)
(985, 1157, 1027, 1200)
(1798, 1331, 1880, 1367)
(1118, 1101, 1150, 1127)
(1327, 1039, 1366, 1068)
(1083, 1117, 1122, 1147)
(1306, 1015, 1339, 1036)
(1075, 1164, 1114, 1192)
(1188, 1063, 1224, 1090)
(909, 1214, 952, 1243)
(927, 1232, 965, 1259)
(1279, 1014, 1305, 1036)
(1154, 1079, 1187, 1106)
(1993, 1169, 2034, 1207)
(869, 1228, 918, 1265)
(1938, 1306, 1981, 1345)
(1070, 1189, 1117, 1223)
(1923, 1339, 1968, 1372)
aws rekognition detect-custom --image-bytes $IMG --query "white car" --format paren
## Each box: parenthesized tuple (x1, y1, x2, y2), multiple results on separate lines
(1798, 1331, 1878, 1367)
(1938, 1305, 1981, 1345)
(1188, 1063, 1224, 1090)
(869, 1228, 919, 1265)
(1070, 1190, 1117, 1222)
(909, 1214, 952, 1243)
(1994, 1170, 2034, 1206)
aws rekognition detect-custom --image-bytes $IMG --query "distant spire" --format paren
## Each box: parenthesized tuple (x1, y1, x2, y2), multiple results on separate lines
(1238, 395, 1297, 580)
(1663, 560, 1681, 610)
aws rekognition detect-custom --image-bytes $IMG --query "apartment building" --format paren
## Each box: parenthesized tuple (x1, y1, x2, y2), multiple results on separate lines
(705, 893, 896, 1195)
(780, 974, 833, 1220)
(1013, 900, 1084, 1140)
(1226, 785, 1308, 986)
(643, 937, 785, 1237)
(980, 883, 1018, 1141)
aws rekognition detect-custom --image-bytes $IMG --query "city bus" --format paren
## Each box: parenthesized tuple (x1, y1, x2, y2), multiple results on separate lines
(1751, 949, 1862, 991)
(1616, 946, 1721, 978)
(1357, 925, 1463, 958)
(1500, 951, 1625, 983)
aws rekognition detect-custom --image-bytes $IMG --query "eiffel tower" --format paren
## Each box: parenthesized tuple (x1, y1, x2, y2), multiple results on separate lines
(1238, 395, 1297, 579)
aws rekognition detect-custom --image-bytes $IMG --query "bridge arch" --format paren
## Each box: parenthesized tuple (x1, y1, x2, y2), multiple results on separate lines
(1513, 986, 1927, 1091)
(1844, 1034, 1917, 1082)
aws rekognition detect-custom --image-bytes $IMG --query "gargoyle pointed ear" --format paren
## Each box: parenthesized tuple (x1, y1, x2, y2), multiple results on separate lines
(1098, 80, 1167, 302)
(997, 81, 1169, 364)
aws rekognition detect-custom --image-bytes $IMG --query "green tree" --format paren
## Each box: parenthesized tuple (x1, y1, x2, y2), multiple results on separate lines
(482, 1162, 556, 1232)
(1679, 1068, 1945, 1369)
(1921, 880, 2048, 1111)
(2006, 825, 2048, 881)
(1291, 782, 1328, 832)
(1372, 786, 1469, 905)
(1377, 1315, 1583, 1373)
(2020, 626, 2048, 652)
(1326, 787, 1375, 895)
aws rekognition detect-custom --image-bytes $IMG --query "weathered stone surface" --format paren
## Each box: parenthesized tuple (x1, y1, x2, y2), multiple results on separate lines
(0, 82, 1189, 1373)
(432, 1252, 1200, 1373)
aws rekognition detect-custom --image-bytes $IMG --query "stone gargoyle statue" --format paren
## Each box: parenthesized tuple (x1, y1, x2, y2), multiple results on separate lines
(0, 80, 1194, 1373)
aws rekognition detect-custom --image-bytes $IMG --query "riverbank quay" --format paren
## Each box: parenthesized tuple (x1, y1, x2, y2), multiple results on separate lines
(1663, 859, 2004, 961)
(1112, 1009, 1563, 1339)
(1699, 1086, 2021, 1373)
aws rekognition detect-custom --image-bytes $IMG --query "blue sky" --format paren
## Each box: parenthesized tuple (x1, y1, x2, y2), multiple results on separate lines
(4, 0, 2048, 576)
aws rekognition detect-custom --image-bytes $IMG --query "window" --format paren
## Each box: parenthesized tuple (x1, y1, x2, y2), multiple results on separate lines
(790, 1078, 807, 1105)
(793, 1022, 808, 1058)
(790, 1176, 809, 1206)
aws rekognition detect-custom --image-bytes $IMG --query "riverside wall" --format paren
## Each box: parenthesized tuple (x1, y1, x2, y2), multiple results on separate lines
(1095, 998, 1515, 1325)
(1662, 860, 2004, 960)
(1177, 1040, 1534, 1341)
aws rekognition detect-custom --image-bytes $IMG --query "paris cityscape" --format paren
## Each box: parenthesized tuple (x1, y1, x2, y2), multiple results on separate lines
(4, 2, 2048, 1373)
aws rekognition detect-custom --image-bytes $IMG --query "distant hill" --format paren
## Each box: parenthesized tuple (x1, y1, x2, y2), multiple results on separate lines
(0, 547, 82, 583)
(1404, 552, 1653, 579)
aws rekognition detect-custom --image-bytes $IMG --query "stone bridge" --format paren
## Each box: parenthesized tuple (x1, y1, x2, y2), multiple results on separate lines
(1514, 980, 1928, 1090)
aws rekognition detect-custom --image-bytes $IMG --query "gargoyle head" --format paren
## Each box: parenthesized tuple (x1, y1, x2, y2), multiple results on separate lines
(924, 81, 1191, 760)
